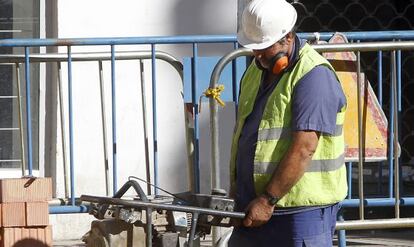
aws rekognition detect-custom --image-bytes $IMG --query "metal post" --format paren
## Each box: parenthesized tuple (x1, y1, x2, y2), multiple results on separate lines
(191, 43, 201, 193)
(391, 51, 400, 218)
(110, 45, 118, 193)
(397, 49, 403, 196)
(98, 60, 111, 196)
(347, 162, 352, 199)
(232, 41, 239, 115)
(15, 63, 26, 176)
(67, 46, 76, 206)
(377, 50, 383, 195)
(151, 44, 159, 195)
(377, 50, 383, 106)
(146, 208, 153, 247)
(388, 55, 395, 199)
(188, 212, 199, 247)
(24, 47, 33, 175)
(57, 62, 70, 198)
(337, 214, 347, 247)
(356, 47, 364, 220)
(139, 59, 152, 195)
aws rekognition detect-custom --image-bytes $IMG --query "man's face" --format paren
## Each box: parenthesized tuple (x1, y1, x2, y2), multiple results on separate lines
(252, 37, 291, 70)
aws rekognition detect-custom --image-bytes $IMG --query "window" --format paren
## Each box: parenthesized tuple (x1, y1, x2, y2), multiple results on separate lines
(0, 0, 40, 170)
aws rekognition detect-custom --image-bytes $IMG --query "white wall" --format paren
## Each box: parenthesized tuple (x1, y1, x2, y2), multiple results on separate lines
(50, 0, 238, 240)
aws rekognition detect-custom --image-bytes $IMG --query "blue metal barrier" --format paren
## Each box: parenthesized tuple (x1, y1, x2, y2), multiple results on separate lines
(0, 31, 413, 218)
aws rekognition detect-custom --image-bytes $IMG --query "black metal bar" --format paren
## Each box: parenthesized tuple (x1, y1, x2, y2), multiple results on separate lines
(81, 195, 245, 219)
(188, 212, 199, 247)
(146, 207, 152, 247)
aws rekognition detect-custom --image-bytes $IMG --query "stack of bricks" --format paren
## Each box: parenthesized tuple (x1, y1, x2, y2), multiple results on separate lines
(0, 177, 53, 247)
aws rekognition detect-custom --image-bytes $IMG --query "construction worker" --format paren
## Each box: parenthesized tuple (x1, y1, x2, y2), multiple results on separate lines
(228, 0, 347, 246)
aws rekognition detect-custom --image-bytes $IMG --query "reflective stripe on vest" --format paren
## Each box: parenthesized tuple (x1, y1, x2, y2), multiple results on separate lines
(254, 154, 345, 174)
(257, 125, 344, 141)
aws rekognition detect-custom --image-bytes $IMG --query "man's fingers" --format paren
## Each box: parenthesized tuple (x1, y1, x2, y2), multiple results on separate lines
(231, 218, 242, 227)
(243, 213, 253, 227)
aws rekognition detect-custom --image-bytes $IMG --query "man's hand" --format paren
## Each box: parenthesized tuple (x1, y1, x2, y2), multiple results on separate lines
(243, 196, 275, 227)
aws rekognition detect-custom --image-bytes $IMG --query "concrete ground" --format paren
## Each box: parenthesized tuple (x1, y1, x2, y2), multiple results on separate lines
(54, 229, 414, 246)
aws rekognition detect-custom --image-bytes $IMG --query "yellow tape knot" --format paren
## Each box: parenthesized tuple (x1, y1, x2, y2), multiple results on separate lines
(202, 85, 226, 107)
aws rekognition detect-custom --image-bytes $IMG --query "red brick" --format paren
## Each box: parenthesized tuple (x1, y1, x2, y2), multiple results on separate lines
(1, 202, 26, 227)
(1, 226, 53, 247)
(0, 178, 52, 203)
(25, 202, 49, 226)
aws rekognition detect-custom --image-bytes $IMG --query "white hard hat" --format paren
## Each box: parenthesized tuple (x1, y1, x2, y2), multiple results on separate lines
(237, 0, 297, 50)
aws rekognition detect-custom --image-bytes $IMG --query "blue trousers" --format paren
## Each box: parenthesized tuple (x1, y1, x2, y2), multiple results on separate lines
(228, 204, 340, 247)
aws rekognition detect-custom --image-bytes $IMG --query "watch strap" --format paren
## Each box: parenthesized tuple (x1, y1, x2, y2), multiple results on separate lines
(263, 190, 280, 205)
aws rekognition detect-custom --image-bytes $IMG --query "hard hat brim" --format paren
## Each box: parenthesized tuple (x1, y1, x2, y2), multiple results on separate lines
(237, 29, 279, 50)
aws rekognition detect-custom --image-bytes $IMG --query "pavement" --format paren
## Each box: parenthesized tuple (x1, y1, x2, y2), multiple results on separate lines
(54, 229, 414, 246)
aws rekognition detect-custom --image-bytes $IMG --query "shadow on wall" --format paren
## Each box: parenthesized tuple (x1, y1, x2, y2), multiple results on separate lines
(173, 0, 236, 35)
(169, 0, 237, 57)
(172, 0, 238, 194)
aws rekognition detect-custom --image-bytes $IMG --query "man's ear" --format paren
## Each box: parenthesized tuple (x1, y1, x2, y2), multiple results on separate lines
(286, 32, 294, 43)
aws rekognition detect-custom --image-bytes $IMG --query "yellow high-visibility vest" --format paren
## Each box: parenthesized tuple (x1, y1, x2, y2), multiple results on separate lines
(230, 43, 347, 207)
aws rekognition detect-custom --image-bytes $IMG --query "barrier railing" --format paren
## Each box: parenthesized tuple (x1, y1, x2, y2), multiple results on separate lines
(0, 35, 241, 215)
(0, 50, 185, 214)
(0, 32, 413, 246)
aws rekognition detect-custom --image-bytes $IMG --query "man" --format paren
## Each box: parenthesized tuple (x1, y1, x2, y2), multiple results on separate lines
(228, 0, 347, 246)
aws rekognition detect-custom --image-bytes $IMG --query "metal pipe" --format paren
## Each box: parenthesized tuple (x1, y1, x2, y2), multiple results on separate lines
(24, 47, 33, 175)
(377, 51, 383, 106)
(232, 42, 239, 113)
(336, 218, 414, 230)
(146, 208, 152, 247)
(0, 128, 19, 131)
(209, 48, 251, 92)
(139, 59, 152, 195)
(49, 196, 414, 214)
(98, 60, 111, 196)
(48, 197, 84, 206)
(15, 63, 26, 176)
(191, 43, 201, 193)
(356, 47, 364, 220)
(209, 47, 251, 197)
(389, 58, 395, 198)
(57, 62, 70, 198)
(49, 205, 89, 214)
(2, 31, 414, 47)
(151, 44, 159, 195)
(6, 38, 413, 52)
(337, 214, 346, 247)
(313, 41, 414, 52)
(67, 46, 76, 206)
(300, 31, 414, 42)
(0, 35, 238, 47)
(391, 51, 400, 218)
(0, 51, 183, 78)
(188, 212, 199, 247)
(347, 162, 352, 199)
(110, 45, 118, 194)
(397, 50, 402, 112)
(80, 194, 245, 218)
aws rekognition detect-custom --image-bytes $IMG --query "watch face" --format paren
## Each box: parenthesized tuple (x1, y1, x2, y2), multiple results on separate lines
(269, 197, 279, 205)
(264, 191, 279, 205)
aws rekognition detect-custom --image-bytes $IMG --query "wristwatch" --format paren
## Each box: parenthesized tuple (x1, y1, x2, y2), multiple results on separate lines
(263, 190, 280, 206)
